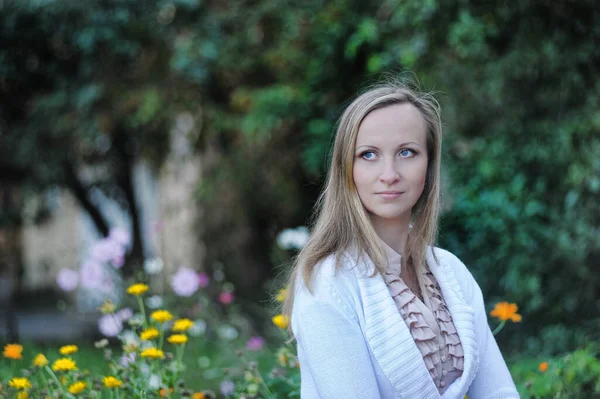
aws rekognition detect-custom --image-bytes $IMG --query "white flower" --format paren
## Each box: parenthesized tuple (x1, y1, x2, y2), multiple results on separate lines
(217, 325, 239, 341)
(127, 315, 144, 328)
(146, 295, 164, 309)
(143, 257, 164, 275)
(121, 330, 140, 347)
(276, 226, 310, 250)
(147, 374, 161, 389)
(188, 319, 207, 337)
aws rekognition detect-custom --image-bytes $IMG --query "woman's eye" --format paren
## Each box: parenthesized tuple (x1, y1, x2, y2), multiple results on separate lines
(361, 151, 376, 160)
(399, 149, 415, 158)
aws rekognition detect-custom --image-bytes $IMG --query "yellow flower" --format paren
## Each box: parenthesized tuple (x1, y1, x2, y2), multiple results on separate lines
(272, 314, 290, 329)
(59, 345, 78, 355)
(167, 334, 188, 344)
(52, 357, 77, 372)
(192, 393, 206, 399)
(103, 376, 123, 388)
(99, 300, 116, 314)
(140, 347, 164, 359)
(9, 377, 31, 390)
(151, 310, 174, 323)
(3, 343, 23, 360)
(17, 391, 29, 399)
(127, 283, 149, 296)
(490, 302, 522, 322)
(172, 318, 194, 332)
(33, 353, 49, 367)
(539, 361, 549, 372)
(275, 288, 289, 302)
(140, 327, 160, 341)
(68, 381, 86, 394)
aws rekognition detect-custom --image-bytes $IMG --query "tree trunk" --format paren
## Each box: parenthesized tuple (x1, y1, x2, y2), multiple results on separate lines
(114, 127, 145, 277)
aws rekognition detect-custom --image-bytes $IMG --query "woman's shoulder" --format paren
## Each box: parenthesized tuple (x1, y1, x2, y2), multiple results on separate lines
(297, 252, 359, 290)
(293, 251, 362, 309)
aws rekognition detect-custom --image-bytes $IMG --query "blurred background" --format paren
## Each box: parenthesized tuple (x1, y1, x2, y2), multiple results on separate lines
(0, 0, 598, 396)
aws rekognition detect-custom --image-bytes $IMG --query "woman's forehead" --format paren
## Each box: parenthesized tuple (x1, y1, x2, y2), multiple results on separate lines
(356, 103, 427, 147)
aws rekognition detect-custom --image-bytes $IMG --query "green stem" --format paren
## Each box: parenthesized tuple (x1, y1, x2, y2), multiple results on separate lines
(115, 388, 121, 399)
(137, 296, 147, 328)
(492, 320, 506, 335)
(237, 350, 276, 399)
(39, 369, 50, 392)
(158, 328, 164, 350)
(254, 368, 276, 399)
(44, 365, 67, 396)
(172, 344, 185, 385)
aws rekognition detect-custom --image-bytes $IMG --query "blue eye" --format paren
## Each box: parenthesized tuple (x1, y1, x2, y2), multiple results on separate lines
(399, 149, 416, 158)
(361, 151, 376, 160)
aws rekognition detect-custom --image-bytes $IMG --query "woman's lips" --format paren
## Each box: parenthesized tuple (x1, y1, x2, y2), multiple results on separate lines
(376, 191, 404, 200)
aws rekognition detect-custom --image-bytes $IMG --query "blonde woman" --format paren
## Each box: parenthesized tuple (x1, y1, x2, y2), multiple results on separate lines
(283, 81, 519, 399)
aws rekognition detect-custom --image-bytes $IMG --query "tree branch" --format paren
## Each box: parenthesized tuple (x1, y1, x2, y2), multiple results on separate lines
(63, 158, 110, 237)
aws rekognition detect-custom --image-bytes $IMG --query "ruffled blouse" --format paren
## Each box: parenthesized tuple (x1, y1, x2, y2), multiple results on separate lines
(380, 240, 464, 394)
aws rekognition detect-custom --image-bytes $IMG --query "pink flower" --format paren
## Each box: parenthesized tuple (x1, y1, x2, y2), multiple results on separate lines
(79, 261, 105, 289)
(220, 380, 235, 396)
(112, 255, 125, 268)
(119, 352, 136, 368)
(98, 314, 123, 337)
(56, 268, 79, 292)
(91, 238, 124, 267)
(116, 307, 133, 321)
(198, 272, 210, 288)
(246, 336, 265, 351)
(170, 267, 200, 297)
(108, 227, 131, 247)
(219, 291, 235, 305)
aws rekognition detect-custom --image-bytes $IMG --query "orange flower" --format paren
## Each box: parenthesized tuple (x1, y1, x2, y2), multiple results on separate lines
(3, 344, 23, 360)
(539, 362, 549, 372)
(490, 302, 522, 322)
(159, 388, 174, 397)
(192, 393, 206, 399)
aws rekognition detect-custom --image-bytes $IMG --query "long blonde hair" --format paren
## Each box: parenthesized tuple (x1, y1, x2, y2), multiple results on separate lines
(282, 79, 443, 321)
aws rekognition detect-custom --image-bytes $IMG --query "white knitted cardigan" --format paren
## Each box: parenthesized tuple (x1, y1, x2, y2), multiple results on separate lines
(291, 246, 520, 399)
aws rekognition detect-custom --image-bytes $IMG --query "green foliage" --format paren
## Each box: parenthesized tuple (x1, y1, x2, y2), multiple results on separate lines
(511, 343, 600, 398)
(1, 0, 598, 354)
(187, 0, 599, 353)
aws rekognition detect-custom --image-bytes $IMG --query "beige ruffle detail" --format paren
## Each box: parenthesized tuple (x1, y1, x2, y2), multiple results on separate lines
(383, 267, 465, 381)
(384, 270, 439, 379)
(424, 271, 465, 371)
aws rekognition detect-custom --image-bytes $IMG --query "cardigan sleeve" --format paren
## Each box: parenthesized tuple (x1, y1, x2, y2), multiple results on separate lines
(458, 264, 520, 398)
(291, 257, 381, 399)
(294, 301, 382, 399)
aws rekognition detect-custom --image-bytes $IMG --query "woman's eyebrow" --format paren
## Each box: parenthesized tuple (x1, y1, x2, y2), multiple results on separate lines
(355, 141, 421, 151)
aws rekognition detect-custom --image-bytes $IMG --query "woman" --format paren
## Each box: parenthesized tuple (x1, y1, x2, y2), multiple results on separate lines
(282, 81, 519, 398)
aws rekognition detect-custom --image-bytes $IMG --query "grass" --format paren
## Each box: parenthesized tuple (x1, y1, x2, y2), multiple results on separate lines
(1, 338, 279, 392)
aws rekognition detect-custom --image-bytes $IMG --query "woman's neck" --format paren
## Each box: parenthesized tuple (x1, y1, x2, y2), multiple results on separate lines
(370, 214, 411, 255)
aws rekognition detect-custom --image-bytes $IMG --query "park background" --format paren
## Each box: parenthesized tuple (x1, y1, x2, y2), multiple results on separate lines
(0, 0, 598, 397)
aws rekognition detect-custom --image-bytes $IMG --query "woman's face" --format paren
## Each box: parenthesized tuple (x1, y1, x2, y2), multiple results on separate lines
(352, 103, 429, 226)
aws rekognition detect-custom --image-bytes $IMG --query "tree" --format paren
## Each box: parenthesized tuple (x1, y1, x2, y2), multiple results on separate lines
(0, 0, 202, 275)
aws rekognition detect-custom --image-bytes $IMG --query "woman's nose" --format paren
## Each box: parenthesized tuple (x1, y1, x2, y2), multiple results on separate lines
(379, 161, 400, 184)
